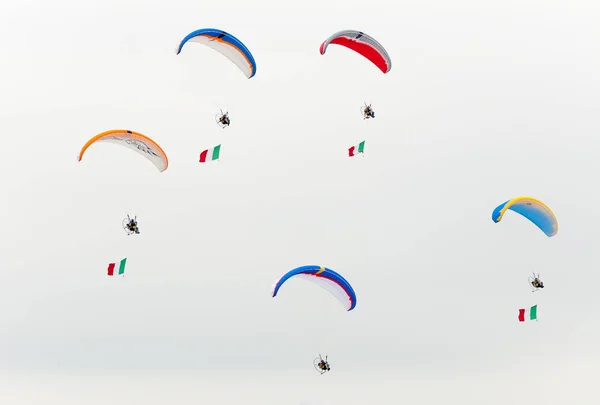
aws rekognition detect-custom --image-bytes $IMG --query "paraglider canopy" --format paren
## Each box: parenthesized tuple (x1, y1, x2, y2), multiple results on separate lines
(320, 30, 391, 74)
(78, 130, 168, 172)
(492, 196, 557, 237)
(176, 28, 257, 79)
(271, 265, 357, 311)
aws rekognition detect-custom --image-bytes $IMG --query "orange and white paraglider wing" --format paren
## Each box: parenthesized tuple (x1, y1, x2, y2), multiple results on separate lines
(78, 130, 168, 172)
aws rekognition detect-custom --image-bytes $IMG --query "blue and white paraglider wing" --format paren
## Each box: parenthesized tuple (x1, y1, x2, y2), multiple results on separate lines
(176, 28, 257, 79)
(271, 265, 357, 311)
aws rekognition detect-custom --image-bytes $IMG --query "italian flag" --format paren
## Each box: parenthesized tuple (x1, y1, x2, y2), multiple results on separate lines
(199, 145, 221, 162)
(348, 141, 365, 157)
(108, 258, 126, 276)
(518, 305, 537, 322)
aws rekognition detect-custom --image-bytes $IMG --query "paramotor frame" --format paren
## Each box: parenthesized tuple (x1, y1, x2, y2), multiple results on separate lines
(122, 215, 138, 235)
(313, 354, 330, 375)
(215, 110, 230, 129)
(360, 103, 375, 119)
(528, 272, 544, 292)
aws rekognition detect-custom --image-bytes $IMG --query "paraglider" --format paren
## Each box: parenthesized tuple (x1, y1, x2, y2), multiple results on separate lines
(176, 28, 257, 79)
(492, 196, 558, 237)
(78, 130, 168, 172)
(528, 273, 544, 292)
(123, 215, 139, 235)
(320, 30, 392, 74)
(361, 103, 375, 119)
(215, 110, 230, 128)
(313, 354, 330, 374)
(271, 265, 357, 311)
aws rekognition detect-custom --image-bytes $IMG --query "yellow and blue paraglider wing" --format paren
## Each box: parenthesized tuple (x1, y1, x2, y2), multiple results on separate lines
(492, 196, 557, 237)
(78, 130, 169, 172)
(271, 265, 357, 311)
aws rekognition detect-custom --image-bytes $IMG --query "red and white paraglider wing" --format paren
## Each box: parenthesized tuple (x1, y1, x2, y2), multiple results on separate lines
(320, 30, 391, 74)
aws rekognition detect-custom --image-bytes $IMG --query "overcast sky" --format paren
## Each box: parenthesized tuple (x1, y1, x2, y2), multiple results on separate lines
(1, 0, 600, 404)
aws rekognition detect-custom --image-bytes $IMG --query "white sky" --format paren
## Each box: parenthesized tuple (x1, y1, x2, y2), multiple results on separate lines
(1, 0, 600, 404)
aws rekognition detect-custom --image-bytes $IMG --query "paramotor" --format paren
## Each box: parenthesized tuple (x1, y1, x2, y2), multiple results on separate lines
(528, 272, 544, 292)
(361, 103, 375, 119)
(123, 215, 139, 235)
(313, 354, 330, 374)
(215, 110, 230, 128)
